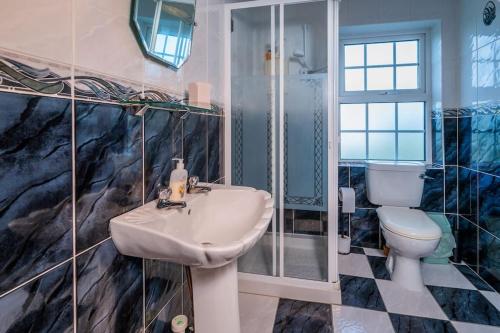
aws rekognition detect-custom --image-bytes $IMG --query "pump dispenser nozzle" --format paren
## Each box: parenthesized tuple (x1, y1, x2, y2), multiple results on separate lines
(172, 158, 184, 169)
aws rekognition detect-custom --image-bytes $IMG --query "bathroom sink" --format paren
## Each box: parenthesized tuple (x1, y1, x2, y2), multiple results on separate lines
(110, 184, 273, 268)
(111, 184, 273, 333)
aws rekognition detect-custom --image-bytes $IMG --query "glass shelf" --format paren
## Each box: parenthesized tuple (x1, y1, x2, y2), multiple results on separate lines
(122, 100, 220, 115)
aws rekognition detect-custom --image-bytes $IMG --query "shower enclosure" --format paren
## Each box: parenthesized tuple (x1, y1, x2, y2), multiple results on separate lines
(224, 0, 340, 300)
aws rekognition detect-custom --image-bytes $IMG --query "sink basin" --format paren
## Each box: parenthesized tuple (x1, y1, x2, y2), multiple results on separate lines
(110, 184, 273, 333)
(110, 185, 273, 268)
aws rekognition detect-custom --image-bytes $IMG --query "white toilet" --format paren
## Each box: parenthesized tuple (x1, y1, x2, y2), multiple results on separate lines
(366, 162, 442, 292)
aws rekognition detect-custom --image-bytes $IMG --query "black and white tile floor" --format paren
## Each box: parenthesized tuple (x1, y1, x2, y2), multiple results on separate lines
(239, 246, 500, 333)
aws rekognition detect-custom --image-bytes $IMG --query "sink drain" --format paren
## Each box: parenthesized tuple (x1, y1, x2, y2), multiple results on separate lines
(201, 242, 213, 246)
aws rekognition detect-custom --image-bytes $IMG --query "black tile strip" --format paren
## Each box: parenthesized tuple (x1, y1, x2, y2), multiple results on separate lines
(454, 264, 495, 292)
(389, 313, 457, 333)
(340, 275, 386, 312)
(273, 298, 332, 333)
(367, 256, 391, 280)
(427, 286, 500, 326)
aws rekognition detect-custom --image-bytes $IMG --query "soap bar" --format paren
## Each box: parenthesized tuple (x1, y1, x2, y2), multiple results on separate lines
(188, 81, 212, 108)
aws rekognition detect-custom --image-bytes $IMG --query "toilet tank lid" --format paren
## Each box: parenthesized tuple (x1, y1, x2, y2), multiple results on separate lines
(366, 161, 426, 172)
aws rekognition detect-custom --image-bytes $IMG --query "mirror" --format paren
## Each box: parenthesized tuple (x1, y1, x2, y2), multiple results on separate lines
(131, 0, 196, 69)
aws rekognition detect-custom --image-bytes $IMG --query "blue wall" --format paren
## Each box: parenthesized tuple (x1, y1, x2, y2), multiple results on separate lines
(0, 79, 223, 330)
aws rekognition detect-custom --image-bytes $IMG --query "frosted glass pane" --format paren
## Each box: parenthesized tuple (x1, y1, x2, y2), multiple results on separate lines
(368, 103, 395, 130)
(345, 68, 365, 91)
(396, 41, 418, 64)
(341, 133, 366, 159)
(398, 102, 424, 130)
(367, 67, 393, 90)
(341, 104, 366, 130)
(396, 66, 418, 89)
(345, 44, 364, 67)
(368, 133, 395, 160)
(398, 133, 424, 160)
(367, 43, 393, 66)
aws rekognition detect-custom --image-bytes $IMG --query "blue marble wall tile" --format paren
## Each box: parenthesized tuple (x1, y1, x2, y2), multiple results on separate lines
(144, 109, 182, 202)
(145, 260, 182, 325)
(350, 208, 379, 248)
(284, 209, 294, 233)
(432, 117, 443, 166)
(458, 167, 478, 224)
(338, 166, 349, 188)
(420, 168, 444, 212)
(339, 207, 349, 236)
(293, 210, 322, 235)
(350, 166, 377, 208)
(0, 261, 73, 333)
(478, 173, 499, 238)
(473, 115, 499, 177)
(458, 217, 478, 268)
(443, 118, 457, 166)
(445, 166, 458, 214)
(458, 117, 472, 168)
(77, 239, 143, 333)
(183, 113, 207, 182)
(75, 102, 143, 252)
(145, 287, 183, 333)
(0, 93, 72, 294)
(479, 229, 500, 292)
(207, 115, 222, 183)
(182, 282, 194, 327)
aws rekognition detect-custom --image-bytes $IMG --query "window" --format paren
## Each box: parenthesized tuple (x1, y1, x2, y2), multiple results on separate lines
(340, 34, 428, 161)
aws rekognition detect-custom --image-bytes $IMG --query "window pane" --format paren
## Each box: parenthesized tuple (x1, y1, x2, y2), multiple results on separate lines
(368, 133, 395, 160)
(368, 103, 395, 130)
(396, 41, 418, 64)
(345, 68, 365, 91)
(154, 34, 166, 53)
(396, 65, 418, 89)
(367, 43, 393, 66)
(398, 132, 424, 160)
(341, 133, 366, 159)
(398, 102, 425, 130)
(345, 44, 364, 67)
(367, 67, 394, 90)
(341, 104, 366, 130)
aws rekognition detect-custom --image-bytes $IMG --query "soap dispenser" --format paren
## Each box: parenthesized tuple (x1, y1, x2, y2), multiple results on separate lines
(169, 158, 188, 202)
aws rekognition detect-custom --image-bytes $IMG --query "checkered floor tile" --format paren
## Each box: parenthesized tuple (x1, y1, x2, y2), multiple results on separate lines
(239, 246, 500, 333)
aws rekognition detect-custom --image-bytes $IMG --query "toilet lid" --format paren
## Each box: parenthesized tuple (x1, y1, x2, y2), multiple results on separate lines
(377, 207, 442, 240)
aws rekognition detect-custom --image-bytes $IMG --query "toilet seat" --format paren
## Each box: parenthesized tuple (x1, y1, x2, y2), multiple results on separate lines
(377, 206, 442, 240)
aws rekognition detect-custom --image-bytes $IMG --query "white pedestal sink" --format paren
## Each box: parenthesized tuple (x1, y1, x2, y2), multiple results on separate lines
(110, 185, 273, 333)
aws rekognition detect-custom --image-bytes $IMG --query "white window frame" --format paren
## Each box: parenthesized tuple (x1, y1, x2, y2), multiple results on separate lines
(339, 31, 432, 163)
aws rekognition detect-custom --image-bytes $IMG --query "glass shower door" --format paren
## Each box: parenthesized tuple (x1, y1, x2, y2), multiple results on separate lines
(231, 1, 331, 282)
(282, 1, 329, 281)
(231, 5, 277, 276)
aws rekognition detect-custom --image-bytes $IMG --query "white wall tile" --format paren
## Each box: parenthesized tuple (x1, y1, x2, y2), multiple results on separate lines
(476, 0, 500, 50)
(75, 0, 145, 85)
(0, 0, 72, 64)
(477, 37, 500, 105)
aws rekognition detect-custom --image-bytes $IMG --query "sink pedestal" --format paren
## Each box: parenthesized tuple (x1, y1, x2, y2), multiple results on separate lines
(190, 261, 240, 333)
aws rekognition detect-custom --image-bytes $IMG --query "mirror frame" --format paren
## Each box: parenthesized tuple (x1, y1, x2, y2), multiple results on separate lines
(130, 0, 196, 70)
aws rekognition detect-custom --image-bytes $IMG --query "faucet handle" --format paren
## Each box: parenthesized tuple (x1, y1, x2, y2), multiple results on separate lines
(158, 186, 172, 200)
(188, 176, 199, 188)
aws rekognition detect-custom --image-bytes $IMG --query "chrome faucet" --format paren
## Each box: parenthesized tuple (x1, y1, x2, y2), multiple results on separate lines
(156, 186, 187, 209)
(187, 176, 212, 194)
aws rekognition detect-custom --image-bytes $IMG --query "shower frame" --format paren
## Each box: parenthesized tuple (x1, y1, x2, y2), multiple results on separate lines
(224, 0, 341, 303)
